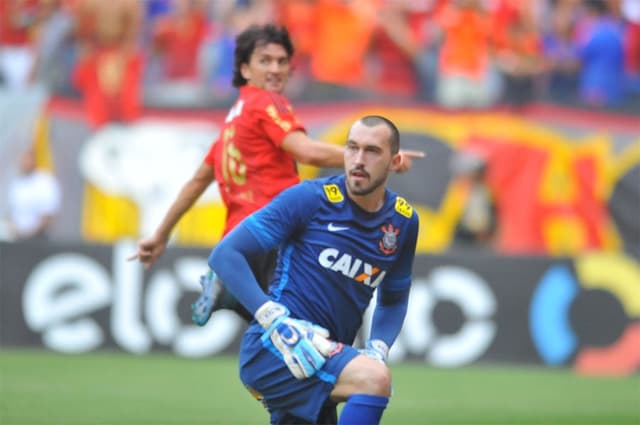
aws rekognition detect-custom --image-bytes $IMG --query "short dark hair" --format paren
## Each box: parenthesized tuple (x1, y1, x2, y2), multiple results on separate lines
(584, 0, 608, 15)
(232, 24, 294, 88)
(359, 115, 400, 154)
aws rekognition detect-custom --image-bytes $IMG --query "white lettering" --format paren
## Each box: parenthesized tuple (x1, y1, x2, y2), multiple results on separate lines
(22, 254, 111, 353)
(20, 246, 497, 363)
(112, 241, 152, 353)
(349, 259, 362, 278)
(20, 241, 242, 357)
(318, 248, 339, 268)
(317, 248, 385, 286)
(331, 253, 352, 275)
(428, 267, 496, 367)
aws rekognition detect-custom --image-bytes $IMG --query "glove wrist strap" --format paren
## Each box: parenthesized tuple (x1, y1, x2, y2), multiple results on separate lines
(255, 300, 288, 329)
(369, 339, 390, 361)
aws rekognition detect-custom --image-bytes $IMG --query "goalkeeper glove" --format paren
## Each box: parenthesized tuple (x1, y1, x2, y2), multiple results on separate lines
(256, 301, 335, 379)
(359, 339, 389, 364)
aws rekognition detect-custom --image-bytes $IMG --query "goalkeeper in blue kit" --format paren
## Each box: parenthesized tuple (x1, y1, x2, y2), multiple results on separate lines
(206, 115, 419, 424)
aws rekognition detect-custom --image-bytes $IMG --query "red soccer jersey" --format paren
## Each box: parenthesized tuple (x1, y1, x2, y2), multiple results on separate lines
(204, 85, 305, 235)
(73, 47, 143, 128)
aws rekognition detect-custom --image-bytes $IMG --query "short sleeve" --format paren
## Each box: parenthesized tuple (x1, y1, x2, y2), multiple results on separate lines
(255, 93, 306, 147)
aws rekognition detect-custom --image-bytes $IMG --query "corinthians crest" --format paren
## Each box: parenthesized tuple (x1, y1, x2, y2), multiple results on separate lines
(379, 224, 400, 255)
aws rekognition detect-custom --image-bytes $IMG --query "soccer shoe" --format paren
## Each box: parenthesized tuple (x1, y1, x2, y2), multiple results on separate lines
(191, 270, 221, 326)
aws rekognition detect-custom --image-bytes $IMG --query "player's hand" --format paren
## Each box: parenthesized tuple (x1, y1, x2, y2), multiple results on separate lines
(359, 339, 389, 364)
(396, 149, 425, 173)
(256, 301, 335, 379)
(126, 234, 168, 270)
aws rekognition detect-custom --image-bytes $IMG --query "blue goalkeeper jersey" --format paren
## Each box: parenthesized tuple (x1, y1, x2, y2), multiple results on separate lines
(243, 174, 419, 344)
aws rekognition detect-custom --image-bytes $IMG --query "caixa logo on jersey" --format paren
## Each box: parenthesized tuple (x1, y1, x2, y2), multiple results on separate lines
(20, 241, 243, 357)
(317, 248, 386, 288)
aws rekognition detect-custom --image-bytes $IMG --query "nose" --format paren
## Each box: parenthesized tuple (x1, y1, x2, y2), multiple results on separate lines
(268, 60, 281, 73)
(353, 148, 366, 165)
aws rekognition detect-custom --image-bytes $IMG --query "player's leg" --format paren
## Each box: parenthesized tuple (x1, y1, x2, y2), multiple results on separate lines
(269, 400, 338, 425)
(315, 401, 339, 425)
(329, 356, 392, 425)
(239, 328, 359, 424)
(191, 249, 277, 325)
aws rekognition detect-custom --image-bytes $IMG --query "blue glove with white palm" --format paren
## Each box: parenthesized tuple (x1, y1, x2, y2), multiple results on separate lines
(256, 301, 335, 379)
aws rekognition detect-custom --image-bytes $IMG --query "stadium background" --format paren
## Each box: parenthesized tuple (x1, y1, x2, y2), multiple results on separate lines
(1, 0, 639, 424)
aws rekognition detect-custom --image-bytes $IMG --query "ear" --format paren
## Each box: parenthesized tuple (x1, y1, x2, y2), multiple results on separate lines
(390, 152, 402, 172)
(240, 62, 251, 81)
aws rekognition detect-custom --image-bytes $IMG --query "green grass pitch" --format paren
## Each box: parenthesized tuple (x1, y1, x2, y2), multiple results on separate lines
(1, 350, 638, 424)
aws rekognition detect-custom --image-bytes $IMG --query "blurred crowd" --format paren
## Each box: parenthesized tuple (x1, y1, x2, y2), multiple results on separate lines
(1, 0, 640, 128)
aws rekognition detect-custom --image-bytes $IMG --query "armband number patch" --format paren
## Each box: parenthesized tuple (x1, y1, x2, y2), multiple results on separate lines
(395, 196, 413, 218)
(323, 184, 344, 203)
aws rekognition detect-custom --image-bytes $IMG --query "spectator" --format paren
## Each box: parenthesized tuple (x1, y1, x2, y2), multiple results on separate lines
(72, 0, 143, 128)
(276, 0, 320, 98)
(0, 0, 38, 90)
(6, 148, 61, 241)
(451, 151, 497, 248)
(30, 0, 76, 94)
(541, 0, 581, 103)
(575, 0, 625, 107)
(142, 0, 209, 107)
(493, 1, 545, 106)
(302, 0, 379, 101)
(152, 0, 208, 82)
(432, 0, 499, 109)
(366, 0, 424, 100)
(140, 0, 172, 86)
(408, 0, 448, 101)
(621, 0, 640, 99)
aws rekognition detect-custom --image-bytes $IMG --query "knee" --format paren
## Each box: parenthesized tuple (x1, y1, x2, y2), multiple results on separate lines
(332, 356, 393, 401)
(355, 362, 392, 397)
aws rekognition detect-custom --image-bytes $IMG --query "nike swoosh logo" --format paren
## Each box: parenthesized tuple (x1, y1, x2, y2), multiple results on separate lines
(328, 223, 349, 232)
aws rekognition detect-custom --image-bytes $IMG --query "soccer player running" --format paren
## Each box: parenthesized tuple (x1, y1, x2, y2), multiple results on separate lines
(130, 24, 423, 325)
(207, 115, 419, 424)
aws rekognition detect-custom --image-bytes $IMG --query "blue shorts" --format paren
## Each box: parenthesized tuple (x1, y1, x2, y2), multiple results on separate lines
(239, 323, 359, 424)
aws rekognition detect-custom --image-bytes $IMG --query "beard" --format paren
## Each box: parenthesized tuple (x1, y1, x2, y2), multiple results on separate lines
(346, 169, 389, 196)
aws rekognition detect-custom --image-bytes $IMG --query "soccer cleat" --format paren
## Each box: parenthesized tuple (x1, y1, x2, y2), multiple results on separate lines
(191, 270, 221, 326)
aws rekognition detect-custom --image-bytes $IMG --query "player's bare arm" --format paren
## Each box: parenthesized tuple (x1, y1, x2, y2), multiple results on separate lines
(281, 131, 425, 172)
(281, 131, 345, 168)
(128, 162, 215, 269)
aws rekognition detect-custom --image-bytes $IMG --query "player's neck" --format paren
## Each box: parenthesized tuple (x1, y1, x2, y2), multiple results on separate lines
(347, 188, 386, 213)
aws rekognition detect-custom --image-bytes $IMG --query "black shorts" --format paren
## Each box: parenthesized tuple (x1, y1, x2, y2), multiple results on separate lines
(248, 248, 278, 291)
(215, 248, 278, 321)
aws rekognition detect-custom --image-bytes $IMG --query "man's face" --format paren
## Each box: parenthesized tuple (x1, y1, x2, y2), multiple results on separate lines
(241, 42, 290, 93)
(344, 122, 400, 196)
